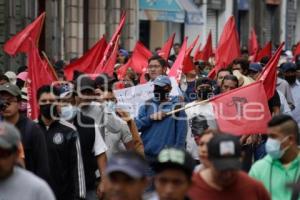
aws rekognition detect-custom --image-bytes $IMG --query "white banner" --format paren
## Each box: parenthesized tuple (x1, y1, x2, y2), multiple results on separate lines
(113, 77, 182, 117)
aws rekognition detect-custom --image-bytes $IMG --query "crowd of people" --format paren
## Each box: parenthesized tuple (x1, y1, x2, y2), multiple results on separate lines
(0, 42, 300, 200)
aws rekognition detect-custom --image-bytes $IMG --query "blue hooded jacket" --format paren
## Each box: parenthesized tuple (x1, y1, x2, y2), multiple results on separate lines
(134, 96, 187, 158)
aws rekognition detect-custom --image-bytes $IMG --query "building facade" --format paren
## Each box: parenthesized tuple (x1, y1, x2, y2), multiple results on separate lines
(1, 0, 300, 72)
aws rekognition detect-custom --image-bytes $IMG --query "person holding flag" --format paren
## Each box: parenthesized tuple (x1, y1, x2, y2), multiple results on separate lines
(134, 75, 187, 183)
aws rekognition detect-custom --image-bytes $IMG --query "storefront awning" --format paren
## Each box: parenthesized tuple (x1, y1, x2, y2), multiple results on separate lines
(178, 0, 204, 25)
(139, 0, 185, 23)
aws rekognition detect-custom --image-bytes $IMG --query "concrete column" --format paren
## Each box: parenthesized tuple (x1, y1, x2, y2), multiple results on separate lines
(64, 0, 84, 61)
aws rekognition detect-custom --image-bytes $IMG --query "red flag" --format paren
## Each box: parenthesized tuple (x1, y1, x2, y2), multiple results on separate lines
(4, 12, 45, 56)
(212, 81, 271, 135)
(254, 41, 272, 62)
(200, 31, 213, 62)
(208, 16, 240, 79)
(182, 36, 199, 73)
(27, 40, 55, 120)
(159, 33, 175, 60)
(258, 42, 284, 100)
(194, 43, 202, 61)
(94, 13, 126, 74)
(117, 41, 152, 80)
(95, 36, 120, 77)
(248, 28, 259, 56)
(64, 36, 107, 80)
(168, 37, 187, 81)
(294, 42, 300, 57)
(186, 35, 199, 55)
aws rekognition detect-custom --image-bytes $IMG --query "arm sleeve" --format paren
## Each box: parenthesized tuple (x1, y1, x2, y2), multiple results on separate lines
(134, 104, 152, 131)
(120, 121, 133, 144)
(32, 124, 51, 182)
(69, 131, 86, 199)
(102, 109, 124, 133)
(175, 110, 188, 149)
(93, 124, 108, 156)
(257, 182, 271, 200)
(36, 181, 56, 200)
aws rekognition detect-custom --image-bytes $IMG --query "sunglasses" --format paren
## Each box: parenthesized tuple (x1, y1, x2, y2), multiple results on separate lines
(0, 147, 17, 158)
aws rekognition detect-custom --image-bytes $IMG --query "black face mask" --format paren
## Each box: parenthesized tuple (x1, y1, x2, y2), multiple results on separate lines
(40, 104, 56, 119)
(197, 88, 212, 100)
(154, 86, 169, 101)
(285, 75, 297, 85)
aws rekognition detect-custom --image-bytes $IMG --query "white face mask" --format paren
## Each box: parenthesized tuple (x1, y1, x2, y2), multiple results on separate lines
(265, 136, 289, 160)
(60, 104, 77, 121)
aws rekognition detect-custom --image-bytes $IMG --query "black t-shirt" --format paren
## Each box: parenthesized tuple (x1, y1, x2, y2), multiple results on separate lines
(268, 90, 281, 113)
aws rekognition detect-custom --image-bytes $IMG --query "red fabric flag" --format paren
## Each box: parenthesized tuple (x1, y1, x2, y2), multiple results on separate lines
(200, 31, 213, 62)
(186, 35, 199, 55)
(94, 13, 126, 74)
(159, 33, 175, 61)
(117, 41, 152, 80)
(168, 37, 187, 81)
(254, 41, 272, 62)
(182, 36, 199, 74)
(294, 42, 300, 57)
(27, 41, 55, 120)
(258, 42, 284, 100)
(64, 36, 107, 80)
(194, 43, 202, 61)
(208, 16, 240, 79)
(4, 12, 45, 56)
(248, 28, 259, 56)
(212, 81, 271, 135)
(95, 36, 120, 77)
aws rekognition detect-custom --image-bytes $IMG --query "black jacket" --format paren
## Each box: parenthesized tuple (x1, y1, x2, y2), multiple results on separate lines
(73, 113, 98, 190)
(38, 119, 86, 200)
(15, 114, 50, 182)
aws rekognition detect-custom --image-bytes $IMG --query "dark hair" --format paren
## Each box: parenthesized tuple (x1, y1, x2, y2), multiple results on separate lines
(217, 69, 231, 78)
(37, 85, 60, 100)
(268, 114, 299, 137)
(232, 58, 249, 73)
(148, 55, 167, 67)
(17, 65, 28, 74)
(221, 75, 239, 88)
(173, 43, 180, 47)
(260, 56, 270, 66)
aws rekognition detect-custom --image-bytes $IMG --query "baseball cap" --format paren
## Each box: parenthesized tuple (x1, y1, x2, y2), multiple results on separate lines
(105, 151, 148, 179)
(77, 76, 95, 92)
(4, 71, 17, 85)
(280, 62, 296, 73)
(208, 134, 241, 171)
(119, 49, 129, 58)
(17, 72, 28, 81)
(0, 83, 21, 97)
(249, 63, 262, 72)
(152, 148, 195, 178)
(153, 75, 171, 87)
(0, 122, 21, 149)
(190, 115, 209, 135)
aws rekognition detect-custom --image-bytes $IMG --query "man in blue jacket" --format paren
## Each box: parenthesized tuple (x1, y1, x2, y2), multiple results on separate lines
(134, 75, 187, 173)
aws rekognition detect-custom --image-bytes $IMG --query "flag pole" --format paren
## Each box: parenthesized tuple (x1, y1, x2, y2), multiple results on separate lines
(166, 99, 210, 116)
(41, 51, 59, 80)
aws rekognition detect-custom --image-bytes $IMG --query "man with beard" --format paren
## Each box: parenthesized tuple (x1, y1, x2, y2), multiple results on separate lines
(281, 62, 300, 128)
(188, 133, 270, 200)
